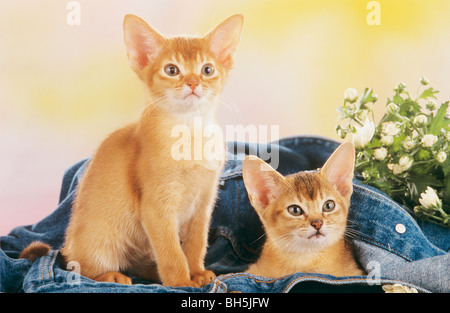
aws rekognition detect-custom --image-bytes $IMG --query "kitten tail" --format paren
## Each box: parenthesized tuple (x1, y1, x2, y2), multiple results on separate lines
(19, 241, 51, 262)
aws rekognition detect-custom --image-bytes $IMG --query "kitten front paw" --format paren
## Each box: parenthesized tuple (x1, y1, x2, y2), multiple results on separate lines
(191, 270, 216, 287)
(94, 272, 132, 285)
(165, 279, 200, 288)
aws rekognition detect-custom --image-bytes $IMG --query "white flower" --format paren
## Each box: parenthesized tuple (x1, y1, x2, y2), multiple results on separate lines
(362, 170, 371, 180)
(390, 155, 413, 175)
(384, 122, 401, 136)
(373, 148, 388, 161)
(344, 88, 358, 102)
(396, 82, 406, 90)
(435, 151, 447, 163)
(398, 154, 413, 171)
(414, 115, 428, 127)
(357, 110, 368, 121)
(382, 284, 418, 293)
(402, 137, 415, 150)
(380, 135, 394, 147)
(421, 134, 438, 148)
(420, 76, 429, 86)
(419, 187, 442, 210)
(386, 103, 399, 115)
(391, 164, 405, 175)
(426, 100, 436, 111)
(352, 118, 375, 149)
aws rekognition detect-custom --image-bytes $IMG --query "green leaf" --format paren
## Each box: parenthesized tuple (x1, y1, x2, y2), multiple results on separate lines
(441, 157, 450, 177)
(389, 133, 406, 154)
(409, 162, 436, 176)
(399, 100, 421, 117)
(357, 88, 376, 110)
(415, 149, 432, 161)
(442, 176, 450, 204)
(418, 87, 439, 100)
(393, 94, 404, 105)
(429, 101, 450, 135)
(366, 136, 381, 149)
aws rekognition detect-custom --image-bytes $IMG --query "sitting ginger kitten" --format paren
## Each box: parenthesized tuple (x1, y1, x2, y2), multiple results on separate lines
(61, 14, 243, 287)
(242, 142, 365, 277)
(21, 14, 244, 288)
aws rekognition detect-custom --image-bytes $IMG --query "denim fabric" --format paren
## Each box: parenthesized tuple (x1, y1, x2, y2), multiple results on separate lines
(1, 136, 449, 293)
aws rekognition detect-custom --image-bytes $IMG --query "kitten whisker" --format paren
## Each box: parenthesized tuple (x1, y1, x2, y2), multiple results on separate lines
(213, 92, 241, 115)
(344, 224, 366, 242)
(264, 232, 297, 253)
(249, 232, 266, 246)
(140, 94, 171, 117)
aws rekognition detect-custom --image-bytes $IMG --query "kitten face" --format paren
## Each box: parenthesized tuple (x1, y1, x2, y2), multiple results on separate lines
(145, 38, 226, 114)
(243, 142, 355, 254)
(123, 14, 243, 117)
(259, 172, 349, 252)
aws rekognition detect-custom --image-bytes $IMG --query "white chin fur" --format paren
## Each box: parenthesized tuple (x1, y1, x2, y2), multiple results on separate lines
(282, 230, 336, 253)
(165, 93, 213, 114)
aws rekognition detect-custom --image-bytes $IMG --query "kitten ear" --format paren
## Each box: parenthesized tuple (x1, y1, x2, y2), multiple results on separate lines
(123, 15, 164, 72)
(320, 142, 355, 200)
(243, 155, 286, 212)
(205, 14, 244, 69)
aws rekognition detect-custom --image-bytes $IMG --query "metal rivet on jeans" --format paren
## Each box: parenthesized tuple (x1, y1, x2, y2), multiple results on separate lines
(395, 223, 406, 234)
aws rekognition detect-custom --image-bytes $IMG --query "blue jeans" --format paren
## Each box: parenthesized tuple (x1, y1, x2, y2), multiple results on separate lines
(1, 136, 449, 293)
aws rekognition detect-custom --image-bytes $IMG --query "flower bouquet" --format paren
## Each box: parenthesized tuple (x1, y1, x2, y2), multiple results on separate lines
(336, 77, 449, 227)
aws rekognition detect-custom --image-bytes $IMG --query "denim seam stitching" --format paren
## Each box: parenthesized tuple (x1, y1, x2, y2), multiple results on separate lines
(210, 279, 227, 293)
(39, 251, 58, 285)
(48, 251, 57, 283)
(40, 256, 46, 285)
(357, 237, 412, 262)
(221, 272, 285, 284)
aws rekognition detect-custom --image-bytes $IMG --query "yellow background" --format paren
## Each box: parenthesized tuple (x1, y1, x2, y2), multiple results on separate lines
(1, 0, 450, 234)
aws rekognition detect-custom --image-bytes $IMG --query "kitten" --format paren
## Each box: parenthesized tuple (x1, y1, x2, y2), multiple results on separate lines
(21, 14, 243, 287)
(242, 142, 365, 277)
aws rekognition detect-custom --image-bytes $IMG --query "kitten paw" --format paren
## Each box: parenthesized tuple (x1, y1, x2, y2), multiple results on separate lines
(94, 272, 132, 285)
(165, 279, 200, 288)
(191, 270, 216, 287)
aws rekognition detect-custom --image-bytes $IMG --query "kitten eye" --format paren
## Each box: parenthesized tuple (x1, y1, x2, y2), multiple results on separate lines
(201, 64, 215, 77)
(164, 64, 180, 76)
(323, 200, 335, 212)
(287, 205, 303, 216)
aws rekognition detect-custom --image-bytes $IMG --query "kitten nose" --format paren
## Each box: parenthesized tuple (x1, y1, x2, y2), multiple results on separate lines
(186, 78, 199, 91)
(311, 219, 323, 230)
